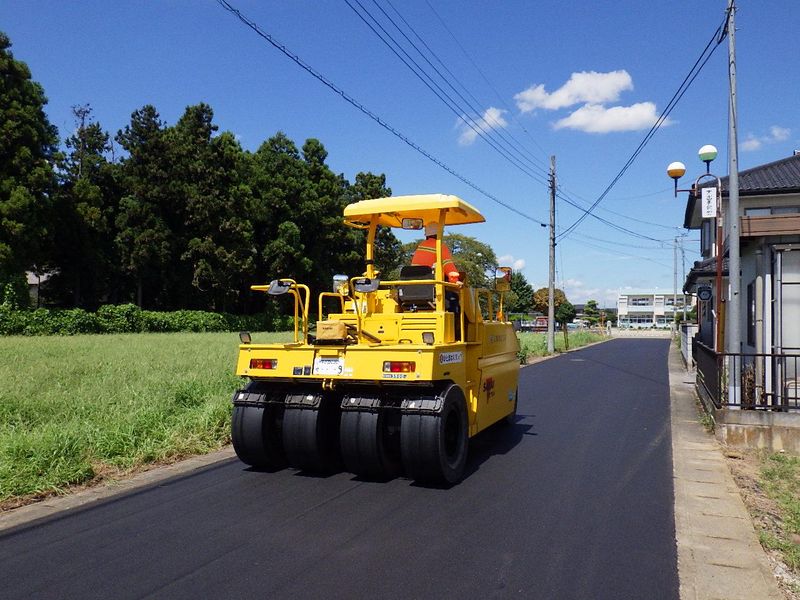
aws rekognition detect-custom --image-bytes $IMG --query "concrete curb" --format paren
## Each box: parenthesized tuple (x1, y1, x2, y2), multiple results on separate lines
(669, 341, 782, 599)
(0, 447, 236, 533)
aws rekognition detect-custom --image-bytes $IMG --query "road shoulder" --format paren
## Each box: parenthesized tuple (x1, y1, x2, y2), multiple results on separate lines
(0, 447, 236, 533)
(669, 341, 782, 599)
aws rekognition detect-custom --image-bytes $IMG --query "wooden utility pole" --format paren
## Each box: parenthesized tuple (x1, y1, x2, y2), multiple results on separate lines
(547, 156, 556, 353)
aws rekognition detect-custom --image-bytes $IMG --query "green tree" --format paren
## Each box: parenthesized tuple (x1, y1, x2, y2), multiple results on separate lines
(114, 105, 172, 307)
(50, 105, 119, 308)
(0, 32, 58, 303)
(506, 271, 534, 313)
(166, 104, 256, 311)
(584, 299, 600, 324)
(556, 300, 576, 325)
(532, 287, 567, 314)
(249, 132, 309, 287)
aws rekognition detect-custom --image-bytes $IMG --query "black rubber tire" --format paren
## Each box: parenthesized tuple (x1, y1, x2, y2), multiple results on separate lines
(400, 384, 468, 485)
(231, 403, 286, 469)
(340, 407, 400, 479)
(282, 396, 341, 473)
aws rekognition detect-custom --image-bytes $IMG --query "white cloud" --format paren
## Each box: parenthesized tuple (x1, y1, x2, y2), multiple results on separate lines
(771, 126, 791, 141)
(554, 102, 668, 133)
(457, 106, 508, 145)
(560, 278, 619, 306)
(741, 136, 762, 151)
(741, 125, 791, 152)
(498, 254, 526, 271)
(514, 70, 633, 113)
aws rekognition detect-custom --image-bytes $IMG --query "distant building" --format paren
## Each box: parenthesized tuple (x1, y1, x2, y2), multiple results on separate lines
(617, 291, 690, 329)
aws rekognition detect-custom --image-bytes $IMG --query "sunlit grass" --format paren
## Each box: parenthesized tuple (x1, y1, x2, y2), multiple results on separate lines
(0, 331, 291, 503)
(517, 331, 607, 362)
(759, 453, 800, 572)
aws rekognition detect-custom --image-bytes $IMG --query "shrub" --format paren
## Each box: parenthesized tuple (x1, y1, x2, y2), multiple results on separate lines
(0, 305, 293, 336)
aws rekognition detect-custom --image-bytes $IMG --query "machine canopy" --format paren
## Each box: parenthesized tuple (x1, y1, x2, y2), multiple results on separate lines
(343, 194, 485, 229)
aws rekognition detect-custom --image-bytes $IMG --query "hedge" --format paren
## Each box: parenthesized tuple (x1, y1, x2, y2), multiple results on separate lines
(0, 304, 294, 336)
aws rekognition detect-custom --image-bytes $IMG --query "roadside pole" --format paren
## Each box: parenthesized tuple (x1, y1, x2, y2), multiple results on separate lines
(547, 155, 556, 353)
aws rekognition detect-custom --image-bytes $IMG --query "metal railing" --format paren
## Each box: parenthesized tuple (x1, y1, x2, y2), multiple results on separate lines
(693, 341, 800, 411)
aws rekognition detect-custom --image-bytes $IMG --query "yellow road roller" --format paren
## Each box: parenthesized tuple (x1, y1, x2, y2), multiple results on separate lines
(231, 194, 520, 484)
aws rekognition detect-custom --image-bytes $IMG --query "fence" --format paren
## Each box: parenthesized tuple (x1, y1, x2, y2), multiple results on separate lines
(694, 341, 800, 411)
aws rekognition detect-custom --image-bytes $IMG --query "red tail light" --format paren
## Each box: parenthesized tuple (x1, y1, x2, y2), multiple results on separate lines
(383, 361, 415, 373)
(250, 358, 277, 370)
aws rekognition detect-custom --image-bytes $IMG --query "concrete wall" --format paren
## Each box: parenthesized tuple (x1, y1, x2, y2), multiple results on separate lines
(681, 323, 698, 369)
(714, 408, 800, 454)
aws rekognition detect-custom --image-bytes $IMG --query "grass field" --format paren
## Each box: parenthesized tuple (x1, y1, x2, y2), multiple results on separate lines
(517, 330, 607, 361)
(0, 331, 290, 505)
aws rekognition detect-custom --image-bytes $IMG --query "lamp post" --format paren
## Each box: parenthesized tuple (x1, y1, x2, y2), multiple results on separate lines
(668, 145, 723, 352)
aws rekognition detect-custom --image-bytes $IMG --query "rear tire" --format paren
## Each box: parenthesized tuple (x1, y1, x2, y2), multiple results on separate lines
(401, 384, 468, 485)
(282, 393, 341, 473)
(340, 406, 400, 479)
(231, 403, 286, 469)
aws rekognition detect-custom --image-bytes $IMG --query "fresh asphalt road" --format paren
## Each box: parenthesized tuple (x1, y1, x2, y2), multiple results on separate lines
(1, 338, 678, 599)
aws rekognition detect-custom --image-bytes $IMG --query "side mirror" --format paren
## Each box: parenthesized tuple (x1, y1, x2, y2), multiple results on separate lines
(401, 218, 424, 230)
(353, 277, 380, 293)
(495, 267, 512, 292)
(267, 279, 292, 295)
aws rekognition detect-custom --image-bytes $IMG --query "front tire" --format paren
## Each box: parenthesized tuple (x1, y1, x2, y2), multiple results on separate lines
(400, 384, 468, 485)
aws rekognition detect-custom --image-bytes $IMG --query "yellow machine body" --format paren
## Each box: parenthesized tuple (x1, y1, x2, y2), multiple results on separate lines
(232, 194, 520, 483)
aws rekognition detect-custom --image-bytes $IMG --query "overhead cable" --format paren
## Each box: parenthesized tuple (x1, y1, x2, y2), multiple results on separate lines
(557, 8, 731, 241)
(216, 0, 547, 226)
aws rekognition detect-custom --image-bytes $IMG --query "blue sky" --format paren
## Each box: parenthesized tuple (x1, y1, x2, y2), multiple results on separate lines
(3, 1, 798, 306)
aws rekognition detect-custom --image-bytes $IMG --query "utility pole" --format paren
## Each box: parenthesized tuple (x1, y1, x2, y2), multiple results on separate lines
(680, 236, 687, 321)
(726, 0, 742, 405)
(673, 237, 678, 332)
(547, 156, 556, 353)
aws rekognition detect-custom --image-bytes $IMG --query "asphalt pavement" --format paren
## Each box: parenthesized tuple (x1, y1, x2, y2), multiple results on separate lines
(1, 339, 678, 599)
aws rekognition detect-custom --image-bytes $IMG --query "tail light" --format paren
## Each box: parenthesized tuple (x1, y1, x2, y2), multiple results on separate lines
(250, 358, 277, 370)
(383, 361, 415, 373)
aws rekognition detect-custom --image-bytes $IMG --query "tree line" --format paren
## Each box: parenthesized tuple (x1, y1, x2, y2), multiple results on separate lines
(1, 32, 405, 313)
(1, 31, 555, 317)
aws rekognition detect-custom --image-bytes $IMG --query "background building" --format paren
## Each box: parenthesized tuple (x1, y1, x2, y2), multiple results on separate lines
(617, 291, 689, 329)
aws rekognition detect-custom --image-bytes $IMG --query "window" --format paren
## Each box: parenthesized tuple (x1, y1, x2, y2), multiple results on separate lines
(745, 208, 771, 216)
(773, 206, 800, 215)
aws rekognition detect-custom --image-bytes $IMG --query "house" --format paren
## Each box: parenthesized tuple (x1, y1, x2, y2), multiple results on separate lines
(617, 291, 690, 329)
(683, 152, 800, 416)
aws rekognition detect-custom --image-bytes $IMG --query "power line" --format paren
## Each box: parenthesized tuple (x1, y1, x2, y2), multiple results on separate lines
(422, 0, 552, 164)
(387, 0, 550, 173)
(216, 0, 547, 226)
(557, 9, 731, 241)
(344, 0, 552, 188)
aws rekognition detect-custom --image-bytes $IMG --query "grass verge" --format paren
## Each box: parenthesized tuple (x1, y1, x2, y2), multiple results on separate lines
(0, 331, 290, 507)
(517, 331, 607, 362)
(760, 453, 800, 574)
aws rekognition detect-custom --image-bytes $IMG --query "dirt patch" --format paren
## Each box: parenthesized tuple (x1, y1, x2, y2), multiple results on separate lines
(726, 450, 800, 600)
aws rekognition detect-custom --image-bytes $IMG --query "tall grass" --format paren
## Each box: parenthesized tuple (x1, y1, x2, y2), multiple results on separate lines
(517, 330, 606, 362)
(0, 331, 290, 504)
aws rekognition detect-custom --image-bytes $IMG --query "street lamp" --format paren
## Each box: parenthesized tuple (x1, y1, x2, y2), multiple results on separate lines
(667, 145, 723, 351)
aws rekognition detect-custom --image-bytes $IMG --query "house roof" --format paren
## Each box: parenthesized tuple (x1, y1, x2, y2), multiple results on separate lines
(683, 256, 729, 293)
(684, 153, 800, 228)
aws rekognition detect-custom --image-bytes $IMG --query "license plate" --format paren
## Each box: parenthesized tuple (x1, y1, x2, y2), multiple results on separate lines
(313, 357, 344, 376)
